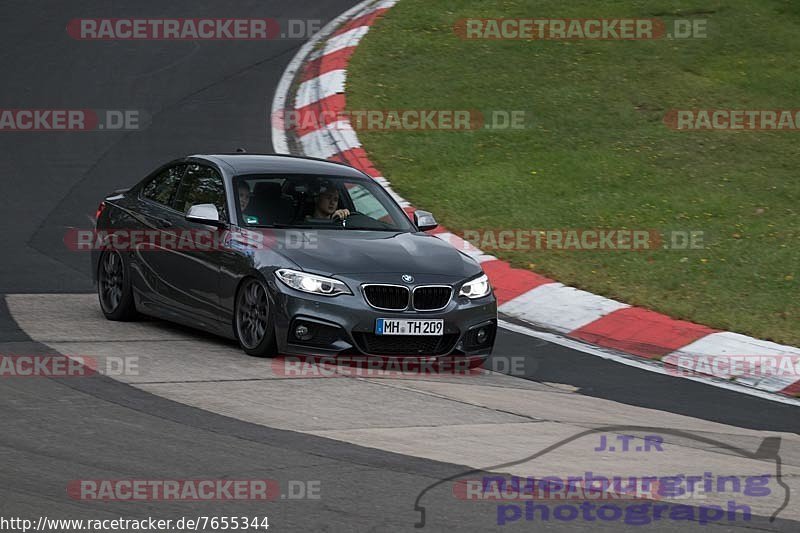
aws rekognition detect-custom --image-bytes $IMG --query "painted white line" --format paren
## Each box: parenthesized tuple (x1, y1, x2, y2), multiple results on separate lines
(271, 0, 387, 154)
(298, 120, 361, 160)
(434, 232, 496, 263)
(499, 283, 629, 333)
(664, 332, 800, 393)
(370, 177, 411, 207)
(322, 26, 371, 56)
(295, 69, 347, 109)
(670, 331, 800, 358)
(498, 319, 800, 407)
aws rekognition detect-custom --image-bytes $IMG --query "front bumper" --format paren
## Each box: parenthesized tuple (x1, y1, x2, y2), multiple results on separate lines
(270, 274, 497, 359)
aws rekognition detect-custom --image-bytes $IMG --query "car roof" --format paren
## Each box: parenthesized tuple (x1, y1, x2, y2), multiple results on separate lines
(193, 153, 369, 179)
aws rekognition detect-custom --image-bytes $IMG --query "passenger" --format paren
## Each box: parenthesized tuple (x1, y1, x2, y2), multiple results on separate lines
(238, 181, 251, 211)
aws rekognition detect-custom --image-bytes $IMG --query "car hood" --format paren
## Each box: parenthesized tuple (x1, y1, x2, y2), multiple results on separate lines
(267, 229, 481, 279)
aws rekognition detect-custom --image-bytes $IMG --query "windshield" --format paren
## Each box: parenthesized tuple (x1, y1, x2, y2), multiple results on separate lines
(234, 174, 414, 232)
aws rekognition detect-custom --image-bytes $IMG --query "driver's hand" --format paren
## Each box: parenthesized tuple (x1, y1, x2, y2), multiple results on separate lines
(332, 208, 350, 220)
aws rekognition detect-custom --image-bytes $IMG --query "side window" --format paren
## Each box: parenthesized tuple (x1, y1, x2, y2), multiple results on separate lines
(173, 164, 228, 220)
(141, 164, 186, 207)
(347, 183, 391, 221)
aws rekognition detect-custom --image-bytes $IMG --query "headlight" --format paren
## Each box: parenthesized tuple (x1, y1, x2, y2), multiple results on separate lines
(459, 273, 491, 299)
(275, 268, 351, 297)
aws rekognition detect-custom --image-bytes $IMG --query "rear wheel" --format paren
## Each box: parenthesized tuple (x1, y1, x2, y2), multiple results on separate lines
(235, 277, 277, 357)
(98, 249, 138, 321)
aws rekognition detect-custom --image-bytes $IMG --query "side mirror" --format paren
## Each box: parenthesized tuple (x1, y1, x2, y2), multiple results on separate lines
(414, 210, 438, 232)
(186, 203, 224, 227)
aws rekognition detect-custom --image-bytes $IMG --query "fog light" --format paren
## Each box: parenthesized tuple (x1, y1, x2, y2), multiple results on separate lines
(476, 328, 488, 344)
(294, 324, 313, 341)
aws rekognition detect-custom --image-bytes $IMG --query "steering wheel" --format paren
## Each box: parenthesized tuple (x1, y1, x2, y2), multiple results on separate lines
(333, 210, 363, 222)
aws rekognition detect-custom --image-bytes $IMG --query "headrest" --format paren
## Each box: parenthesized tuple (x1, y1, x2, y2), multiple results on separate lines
(253, 181, 282, 198)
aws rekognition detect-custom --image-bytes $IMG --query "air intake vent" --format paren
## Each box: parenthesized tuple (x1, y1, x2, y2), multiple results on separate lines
(353, 333, 459, 356)
(363, 284, 409, 311)
(412, 286, 452, 311)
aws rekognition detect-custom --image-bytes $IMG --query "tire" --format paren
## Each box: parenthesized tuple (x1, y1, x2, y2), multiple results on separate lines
(234, 277, 278, 357)
(97, 249, 138, 321)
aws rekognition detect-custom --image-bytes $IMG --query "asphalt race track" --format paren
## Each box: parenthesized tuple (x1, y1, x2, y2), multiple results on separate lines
(1, 1, 798, 531)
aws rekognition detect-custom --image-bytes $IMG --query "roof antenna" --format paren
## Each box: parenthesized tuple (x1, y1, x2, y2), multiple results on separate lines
(234, 147, 247, 153)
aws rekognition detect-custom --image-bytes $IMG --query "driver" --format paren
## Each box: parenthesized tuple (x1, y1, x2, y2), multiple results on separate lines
(238, 181, 259, 225)
(311, 181, 350, 220)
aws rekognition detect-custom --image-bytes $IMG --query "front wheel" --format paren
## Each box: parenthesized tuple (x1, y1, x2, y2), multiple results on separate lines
(234, 277, 277, 357)
(97, 249, 138, 321)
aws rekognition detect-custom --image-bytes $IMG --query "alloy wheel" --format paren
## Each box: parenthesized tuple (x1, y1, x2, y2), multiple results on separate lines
(236, 279, 270, 349)
(99, 250, 124, 313)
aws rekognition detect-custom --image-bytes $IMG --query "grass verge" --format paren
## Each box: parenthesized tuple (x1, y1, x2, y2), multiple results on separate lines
(347, 0, 799, 345)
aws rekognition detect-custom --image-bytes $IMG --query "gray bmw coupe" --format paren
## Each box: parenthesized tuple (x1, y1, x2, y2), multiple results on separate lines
(92, 154, 497, 361)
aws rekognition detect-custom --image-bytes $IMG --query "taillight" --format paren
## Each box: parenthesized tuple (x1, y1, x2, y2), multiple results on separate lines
(96, 201, 106, 221)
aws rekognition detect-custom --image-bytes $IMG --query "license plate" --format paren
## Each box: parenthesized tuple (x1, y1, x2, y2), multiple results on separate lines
(375, 318, 443, 336)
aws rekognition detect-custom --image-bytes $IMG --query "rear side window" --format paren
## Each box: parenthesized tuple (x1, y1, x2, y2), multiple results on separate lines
(173, 164, 228, 219)
(141, 164, 186, 207)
